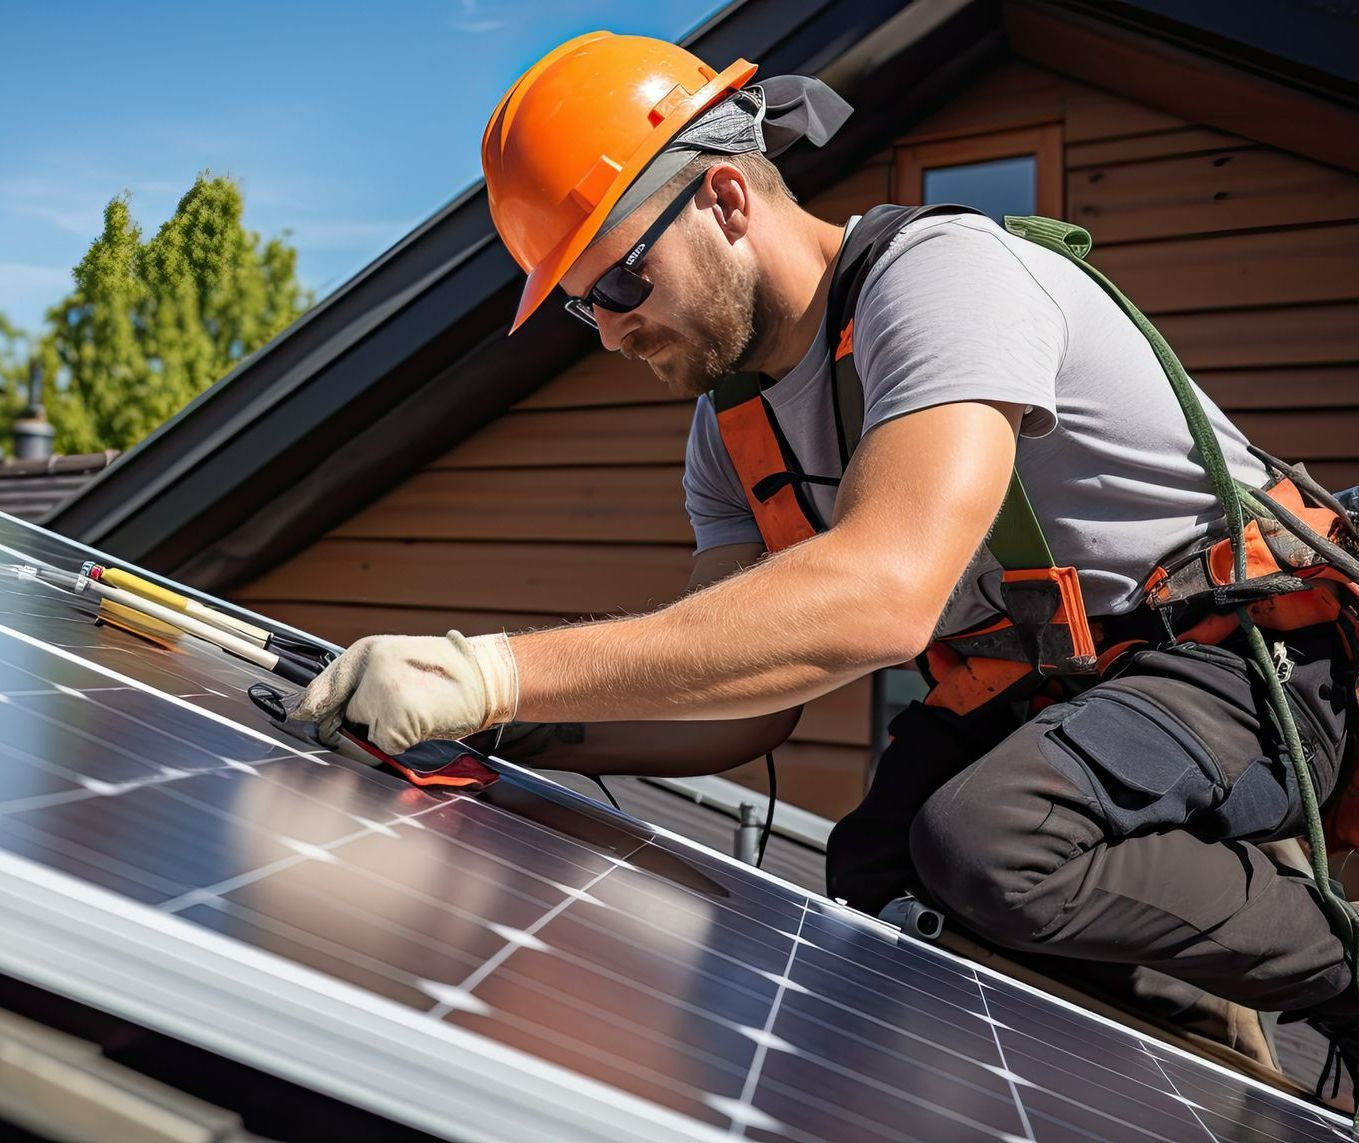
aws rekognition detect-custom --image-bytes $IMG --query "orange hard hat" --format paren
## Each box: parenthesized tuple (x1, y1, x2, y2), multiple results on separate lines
(482, 32, 757, 333)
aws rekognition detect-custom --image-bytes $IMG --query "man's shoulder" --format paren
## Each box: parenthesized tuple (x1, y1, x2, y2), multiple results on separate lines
(860, 211, 1018, 295)
(683, 393, 723, 469)
(854, 211, 1071, 346)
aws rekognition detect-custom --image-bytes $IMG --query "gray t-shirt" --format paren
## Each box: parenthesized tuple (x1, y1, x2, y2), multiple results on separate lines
(683, 211, 1268, 636)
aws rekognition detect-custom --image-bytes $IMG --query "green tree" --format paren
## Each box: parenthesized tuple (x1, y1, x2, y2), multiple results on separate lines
(0, 315, 33, 446)
(34, 173, 312, 453)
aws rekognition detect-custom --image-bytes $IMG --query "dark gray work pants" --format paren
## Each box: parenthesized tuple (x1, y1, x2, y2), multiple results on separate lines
(826, 626, 1357, 1015)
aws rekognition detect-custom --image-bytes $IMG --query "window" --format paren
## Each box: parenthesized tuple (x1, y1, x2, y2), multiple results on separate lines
(924, 155, 1036, 221)
(894, 124, 1063, 220)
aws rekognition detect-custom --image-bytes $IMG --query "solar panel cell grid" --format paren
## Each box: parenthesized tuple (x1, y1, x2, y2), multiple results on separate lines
(0, 512, 1350, 1142)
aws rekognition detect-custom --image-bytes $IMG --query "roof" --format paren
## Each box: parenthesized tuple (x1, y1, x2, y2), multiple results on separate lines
(1118, 0, 1359, 91)
(44, 0, 1359, 590)
(0, 451, 119, 522)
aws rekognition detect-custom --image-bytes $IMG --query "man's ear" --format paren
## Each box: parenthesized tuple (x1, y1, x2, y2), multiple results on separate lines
(706, 165, 750, 244)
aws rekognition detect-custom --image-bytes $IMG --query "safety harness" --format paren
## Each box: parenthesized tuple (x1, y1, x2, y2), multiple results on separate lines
(709, 206, 1359, 1044)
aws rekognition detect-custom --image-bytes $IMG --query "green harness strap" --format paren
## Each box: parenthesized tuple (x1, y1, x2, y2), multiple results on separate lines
(1002, 215, 1248, 580)
(1004, 214, 1359, 1044)
(989, 471, 1054, 570)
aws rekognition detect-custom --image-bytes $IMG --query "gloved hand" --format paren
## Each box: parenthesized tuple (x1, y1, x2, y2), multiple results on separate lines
(294, 631, 519, 756)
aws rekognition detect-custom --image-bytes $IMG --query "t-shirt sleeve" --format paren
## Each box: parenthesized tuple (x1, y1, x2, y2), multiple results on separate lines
(682, 395, 764, 554)
(854, 216, 1068, 440)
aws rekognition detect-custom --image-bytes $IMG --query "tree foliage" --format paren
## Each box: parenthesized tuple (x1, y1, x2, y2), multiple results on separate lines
(0, 315, 32, 446)
(1, 173, 312, 455)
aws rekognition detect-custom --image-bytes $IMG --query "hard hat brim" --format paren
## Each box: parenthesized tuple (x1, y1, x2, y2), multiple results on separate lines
(509, 57, 758, 333)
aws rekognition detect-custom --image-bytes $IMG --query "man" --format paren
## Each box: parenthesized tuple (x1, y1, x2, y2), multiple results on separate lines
(299, 32, 1359, 1075)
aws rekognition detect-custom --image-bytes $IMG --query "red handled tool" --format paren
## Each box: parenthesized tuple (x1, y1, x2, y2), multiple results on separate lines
(247, 682, 499, 793)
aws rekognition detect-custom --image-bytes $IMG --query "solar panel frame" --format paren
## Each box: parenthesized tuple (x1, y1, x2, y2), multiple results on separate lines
(0, 847, 729, 1143)
(0, 510, 1352, 1143)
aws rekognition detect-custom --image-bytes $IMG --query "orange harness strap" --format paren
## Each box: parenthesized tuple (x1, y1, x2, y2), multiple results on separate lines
(711, 374, 819, 551)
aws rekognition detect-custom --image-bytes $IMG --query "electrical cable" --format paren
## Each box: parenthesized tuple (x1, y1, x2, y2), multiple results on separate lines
(756, 751, 777, 868)
(592, 775, 622, 812)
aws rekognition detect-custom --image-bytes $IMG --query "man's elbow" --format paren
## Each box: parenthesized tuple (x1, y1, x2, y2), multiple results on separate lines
(841, 564, 938, 671)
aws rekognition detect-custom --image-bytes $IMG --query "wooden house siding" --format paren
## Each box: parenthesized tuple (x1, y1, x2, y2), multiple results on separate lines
(235, 53, 1359, 822)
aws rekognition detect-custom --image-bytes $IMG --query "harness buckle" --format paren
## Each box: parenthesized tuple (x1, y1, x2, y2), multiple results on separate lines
(1271, 640, 1295, 685)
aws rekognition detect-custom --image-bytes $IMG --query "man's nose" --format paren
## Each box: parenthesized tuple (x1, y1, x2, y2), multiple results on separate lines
(594, 307, 637, 353)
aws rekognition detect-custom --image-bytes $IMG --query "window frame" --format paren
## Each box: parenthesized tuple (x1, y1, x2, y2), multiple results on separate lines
(893, 123, 1064, 217)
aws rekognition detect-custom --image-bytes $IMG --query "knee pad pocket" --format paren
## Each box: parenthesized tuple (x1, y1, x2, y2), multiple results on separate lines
(1039, 690, 1222, 838)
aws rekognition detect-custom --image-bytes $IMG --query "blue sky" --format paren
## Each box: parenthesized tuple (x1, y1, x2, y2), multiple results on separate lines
(0, 0, 727, 335)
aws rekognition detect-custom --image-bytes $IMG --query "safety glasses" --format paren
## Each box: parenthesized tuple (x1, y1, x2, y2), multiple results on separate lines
(563, 172, 708, 329)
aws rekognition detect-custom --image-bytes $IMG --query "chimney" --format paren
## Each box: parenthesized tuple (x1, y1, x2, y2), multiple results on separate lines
(12, 360, 54, 461)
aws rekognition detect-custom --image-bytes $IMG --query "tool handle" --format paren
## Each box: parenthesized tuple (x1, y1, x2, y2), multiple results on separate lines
(265, 649, 319, 687)
(71, 573, 304, 685)
(95, 567, 187, 611)
(94, 566, 270, 645)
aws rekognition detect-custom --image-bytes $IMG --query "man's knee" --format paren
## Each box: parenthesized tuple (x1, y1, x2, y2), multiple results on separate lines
(907, 723, 1085, 948)
(907, 778, 1001, 927)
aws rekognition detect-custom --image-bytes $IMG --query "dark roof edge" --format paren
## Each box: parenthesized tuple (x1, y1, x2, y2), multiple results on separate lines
(42, 0, 934, 583)
(1092, 0, 1359, 104)
(1008, 0, 1359, 174)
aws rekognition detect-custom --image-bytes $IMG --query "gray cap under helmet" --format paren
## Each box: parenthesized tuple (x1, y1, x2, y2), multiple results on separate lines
(595, 74, 853, 241)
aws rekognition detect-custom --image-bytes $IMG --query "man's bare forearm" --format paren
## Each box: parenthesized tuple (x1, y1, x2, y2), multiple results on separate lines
(468, 708, 800, 777)
(507, 406, 1019, 728)
(511, 526, 924, 724)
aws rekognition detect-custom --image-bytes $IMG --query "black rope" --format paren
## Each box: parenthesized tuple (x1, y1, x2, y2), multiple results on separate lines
(1248, 444, 1359, 545)
(756, 752, 777, 868)
(592, 775, 621, 812)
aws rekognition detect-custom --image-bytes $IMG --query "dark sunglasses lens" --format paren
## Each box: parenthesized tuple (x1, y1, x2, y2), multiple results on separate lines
(592, 267, 652, 313)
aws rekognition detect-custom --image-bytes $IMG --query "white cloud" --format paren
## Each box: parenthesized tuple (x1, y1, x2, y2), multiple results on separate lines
(451, 0, 505, 32)
(0, 173, 185, 239)
(0, 264, 74, 329)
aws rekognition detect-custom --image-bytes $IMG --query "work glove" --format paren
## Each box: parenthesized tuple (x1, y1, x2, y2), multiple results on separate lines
(294, 631, 519, 757)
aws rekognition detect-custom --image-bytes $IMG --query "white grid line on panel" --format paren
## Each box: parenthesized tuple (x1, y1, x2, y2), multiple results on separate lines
(730, 898, 808, 1137)
(443, 840, 646, 1008)
(219, 824, 1033, 1137)
(187, 892, 759, 1093)
(156, 797, 454, 913)
(0, 845, 727, 1143)
(1144, 1045, 1220, 1142)
(975, 968, 1036, 1141)
(0, 619, 323, 763)
(0, 517, 1350, 1139)
(566, 760, 1351, 1132)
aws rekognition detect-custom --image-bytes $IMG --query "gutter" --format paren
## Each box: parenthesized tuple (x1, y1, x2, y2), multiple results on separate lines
(641, 773, 833, 851)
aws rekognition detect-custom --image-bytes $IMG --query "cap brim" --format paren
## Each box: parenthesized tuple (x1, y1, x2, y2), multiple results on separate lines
(508, 57, 757, 334)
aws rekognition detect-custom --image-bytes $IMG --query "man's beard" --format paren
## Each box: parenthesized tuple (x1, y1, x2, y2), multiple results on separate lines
(627, 240, 764, 399)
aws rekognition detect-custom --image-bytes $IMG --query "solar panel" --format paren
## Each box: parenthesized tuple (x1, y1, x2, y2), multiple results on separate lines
(0, 511, 1349, 1142)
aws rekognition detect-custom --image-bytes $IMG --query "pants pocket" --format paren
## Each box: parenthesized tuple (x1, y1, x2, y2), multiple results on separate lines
(1205, 755, 1295, 841)
(1039, 690, 1223, 838)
